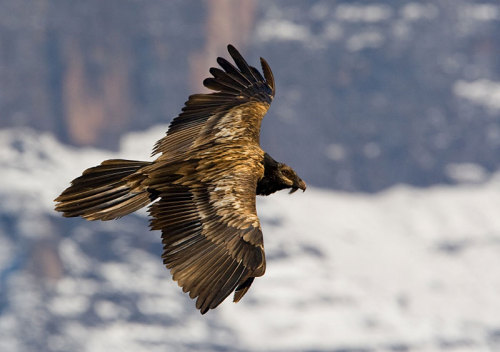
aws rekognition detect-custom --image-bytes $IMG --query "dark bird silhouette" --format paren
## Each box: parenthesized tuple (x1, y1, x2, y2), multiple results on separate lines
(55, 45, 306, 314)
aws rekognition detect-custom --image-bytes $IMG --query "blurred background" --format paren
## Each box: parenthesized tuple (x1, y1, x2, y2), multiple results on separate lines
(1, 1, 500, 351)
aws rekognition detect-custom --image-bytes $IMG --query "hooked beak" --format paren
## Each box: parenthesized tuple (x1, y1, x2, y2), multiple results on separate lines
(289, 179, 307, 194)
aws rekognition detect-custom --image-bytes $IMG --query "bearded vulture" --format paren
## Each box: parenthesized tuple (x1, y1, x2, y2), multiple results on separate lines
(55, 45, 306, 314)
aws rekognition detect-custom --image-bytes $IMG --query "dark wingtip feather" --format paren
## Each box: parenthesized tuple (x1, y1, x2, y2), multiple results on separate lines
(260, 57, 275, 96)
(202, 44, 275, 101)
(226, 44, 258, 83)
(226, 44, 275, 98)
(226, 44, 239, 60)
(203, 77, 239, 94)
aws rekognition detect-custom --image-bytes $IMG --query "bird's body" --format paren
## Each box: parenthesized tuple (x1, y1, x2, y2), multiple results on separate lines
(55, 45, 305, 314)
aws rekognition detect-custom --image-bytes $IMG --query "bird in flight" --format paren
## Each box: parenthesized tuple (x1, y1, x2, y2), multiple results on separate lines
(55, 45, 306, 314)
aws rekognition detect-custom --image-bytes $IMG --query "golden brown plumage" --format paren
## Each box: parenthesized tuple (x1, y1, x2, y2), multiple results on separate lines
(55, 45, 306, 314)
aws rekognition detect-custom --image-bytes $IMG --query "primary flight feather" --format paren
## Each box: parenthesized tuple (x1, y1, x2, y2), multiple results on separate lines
(55, 45, 306, 314)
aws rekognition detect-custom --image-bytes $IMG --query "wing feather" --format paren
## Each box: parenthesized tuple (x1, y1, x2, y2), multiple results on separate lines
(227, 44, 259, 83)
(216, 57, 253, 86)
(206, 264, 247, 311)
(209, 67, 245, 90)
(152, 45, 275, 158)
(147, 45, 273, 314)
(188, 248, 230, 298)
(149, 165, 266, 314)
(202, 78, 241, 94)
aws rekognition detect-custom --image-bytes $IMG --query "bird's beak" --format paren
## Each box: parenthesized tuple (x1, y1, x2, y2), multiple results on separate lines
(298, 179, 307, 192)
(289, 179, 307, 194)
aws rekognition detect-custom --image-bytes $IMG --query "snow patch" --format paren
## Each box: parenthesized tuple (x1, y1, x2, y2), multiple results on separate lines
(461, 4, 500, 21)
(256, 19, 311, 42)
(347, 31, 385, 51)
(50, 295, 89, 316)
(336, 4, 393, 23)
(445, 163, 489, 183)
(400, 3, 438, 21)
(453, 79, 500, 111)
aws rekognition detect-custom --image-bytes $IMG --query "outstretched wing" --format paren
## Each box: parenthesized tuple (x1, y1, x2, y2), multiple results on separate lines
(152, 44, 275, 160)
(148, 153, 265, 314)
(146, 45, 276, 313)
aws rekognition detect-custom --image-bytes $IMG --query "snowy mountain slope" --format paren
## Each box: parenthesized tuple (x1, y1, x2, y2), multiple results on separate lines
(1, 127, 500, 352)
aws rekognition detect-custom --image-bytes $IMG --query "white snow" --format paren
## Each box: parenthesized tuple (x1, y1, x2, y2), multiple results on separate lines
(445, 163, 489, 184)
(347, 31, 385, 52)
(256, 19, 311, 42)
(233, 182, 500, 350)
(400, 3, 439, 22)
(460, 4, 500, 22)
(49, 295, 89, 316)
(335, 5, 393, 23)
(453, 79, 500, 111)
(1, 127, 500, 351)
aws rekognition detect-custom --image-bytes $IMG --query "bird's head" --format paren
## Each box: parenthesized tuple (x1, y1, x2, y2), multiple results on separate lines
(278, 164, 307, 193)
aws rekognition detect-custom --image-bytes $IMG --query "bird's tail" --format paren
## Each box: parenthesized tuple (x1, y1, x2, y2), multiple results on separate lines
(55, 159, 156, 221)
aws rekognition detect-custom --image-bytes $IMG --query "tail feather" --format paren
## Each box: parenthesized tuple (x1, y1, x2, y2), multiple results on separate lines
(55, 159, 155, 221)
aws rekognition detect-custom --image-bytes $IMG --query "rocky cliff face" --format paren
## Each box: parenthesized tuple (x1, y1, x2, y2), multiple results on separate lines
(1, 0, 500, 191)
(0, 0, 257, 148)
(0, 1, 203, 147)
